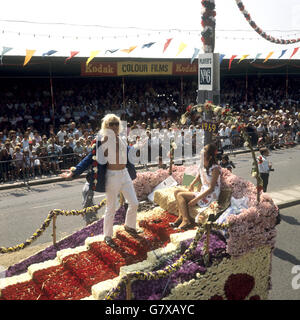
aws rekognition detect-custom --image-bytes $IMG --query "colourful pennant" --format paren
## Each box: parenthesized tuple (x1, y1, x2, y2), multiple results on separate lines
(142, 42, 155, 49)
(163, 38, 173, 53)
(277, 49, 287, 59)
(250, 53, 262, 63)
(219, 54, 226, 63)
(121, 46, 137, 53)
(228, 55, 237, 70)
(176, 42, 187, 56)
(23, 49, 36, 66)
(289, 47, 299, 59)
(65, 51, 79, 63)
(86, 50, 100, 65)
(1, 47, 13, 64)
(263, 51, 274, 63)
(42, 50, 57, 56)
(190, 48, 200, 64)
(238, 54, 249, 63)
(105, 49, 119, 54)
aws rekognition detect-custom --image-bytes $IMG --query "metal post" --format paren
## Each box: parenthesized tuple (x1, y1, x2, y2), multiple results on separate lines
(126, 277, 132, 300)
(52, 214, 57, 246)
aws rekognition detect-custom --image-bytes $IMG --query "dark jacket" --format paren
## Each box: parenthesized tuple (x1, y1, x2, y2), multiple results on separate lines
(72, 139, 136, 192)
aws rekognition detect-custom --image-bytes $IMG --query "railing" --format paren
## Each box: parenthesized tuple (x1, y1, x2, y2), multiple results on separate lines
(0, 153, 86, 184)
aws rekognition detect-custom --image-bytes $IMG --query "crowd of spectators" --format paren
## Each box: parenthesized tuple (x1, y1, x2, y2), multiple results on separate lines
(0, 75, 299, 183)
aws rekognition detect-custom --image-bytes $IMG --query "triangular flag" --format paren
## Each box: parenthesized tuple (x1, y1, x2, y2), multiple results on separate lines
(289, 47, 299, 59)
(23, 49, 36, 66)
(142, 42, 155, 49)
(1, 47, 13, 64)
(176, 42, 187, 56)
(219, 54, 225, 63)
(65, 51, 79, 63)
(190, 48, 200, 64)
(42, 50, 57, 56)
(238, 54, 249, 63)
(263, 51, 274, 63)
(228, 55, 237, 70)
(105, 49, 119, 54)
(121, 46, 137, 53)
(163, 38, 172, 53)
(250, 53, 262, 63)
(86, 50, 100, 65)
(277, 49, 287, 59)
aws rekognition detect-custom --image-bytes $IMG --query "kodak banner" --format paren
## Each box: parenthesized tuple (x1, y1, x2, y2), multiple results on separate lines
(81, 62, 118, 76)
(117, 61, 173, 76)
(173, 62, 198, 75)
(81, 61, 198, 76)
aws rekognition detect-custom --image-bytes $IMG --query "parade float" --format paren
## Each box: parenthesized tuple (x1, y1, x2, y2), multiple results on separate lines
(0, 102, 280, 300)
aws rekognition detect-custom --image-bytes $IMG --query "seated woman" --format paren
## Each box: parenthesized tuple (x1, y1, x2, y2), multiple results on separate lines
(171, 143, 221, 230)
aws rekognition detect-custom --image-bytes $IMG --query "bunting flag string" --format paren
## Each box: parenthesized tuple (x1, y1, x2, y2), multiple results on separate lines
(23, 49, 36, 66)
(0, 38, 299, 68)
(65, 51, 79, 63)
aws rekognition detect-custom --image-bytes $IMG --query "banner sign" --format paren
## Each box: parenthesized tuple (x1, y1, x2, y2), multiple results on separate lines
(198, 53, 213, 90)
(117, 61, 173, 76)
(173, 62, 198, 75)
(81, 61, 198, 77)
(81, 62, 118, 76)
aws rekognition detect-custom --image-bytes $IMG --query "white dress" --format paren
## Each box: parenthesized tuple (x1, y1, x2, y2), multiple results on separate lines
(194, 164, 221, 223)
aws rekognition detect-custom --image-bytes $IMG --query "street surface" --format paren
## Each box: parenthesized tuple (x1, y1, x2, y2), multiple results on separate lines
(0, 145, 299, 300)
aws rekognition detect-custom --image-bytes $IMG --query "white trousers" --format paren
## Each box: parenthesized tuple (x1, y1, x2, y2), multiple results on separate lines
(104, 168, 139, 237)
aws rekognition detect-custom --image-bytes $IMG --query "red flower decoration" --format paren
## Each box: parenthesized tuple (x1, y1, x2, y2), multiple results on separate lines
(186, 104, 193, 112)
(210, 273, 259, 300)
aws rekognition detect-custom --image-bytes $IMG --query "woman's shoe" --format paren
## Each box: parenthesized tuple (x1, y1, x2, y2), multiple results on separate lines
(169, 218, 182, 228)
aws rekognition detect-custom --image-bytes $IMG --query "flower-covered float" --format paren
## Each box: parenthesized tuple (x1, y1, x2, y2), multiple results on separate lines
(0, 162, 279, 300)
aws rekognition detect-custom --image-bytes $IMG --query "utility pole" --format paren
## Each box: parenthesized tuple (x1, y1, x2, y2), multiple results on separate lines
(197, 0, 220, 146)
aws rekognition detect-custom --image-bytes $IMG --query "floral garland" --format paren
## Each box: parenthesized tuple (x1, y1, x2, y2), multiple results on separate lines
(0, 198, 106, 254)
(201, 0, 216, 52)
(235, 0, 300, 44)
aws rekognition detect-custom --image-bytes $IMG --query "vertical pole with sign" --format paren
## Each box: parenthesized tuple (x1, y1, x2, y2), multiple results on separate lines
(197, 52, 220, 145)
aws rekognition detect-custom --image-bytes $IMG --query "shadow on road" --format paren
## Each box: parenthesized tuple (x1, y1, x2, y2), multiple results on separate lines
(273, 248, 300, 265)
(280, 214, 300, 226)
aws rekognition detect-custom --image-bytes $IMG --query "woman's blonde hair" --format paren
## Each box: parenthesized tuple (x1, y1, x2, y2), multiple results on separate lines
(100, 113, 122, 135)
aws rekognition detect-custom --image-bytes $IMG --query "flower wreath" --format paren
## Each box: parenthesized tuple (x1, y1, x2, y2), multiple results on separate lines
(201, 0, 216, 51)
(235, 0, 300, 44)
